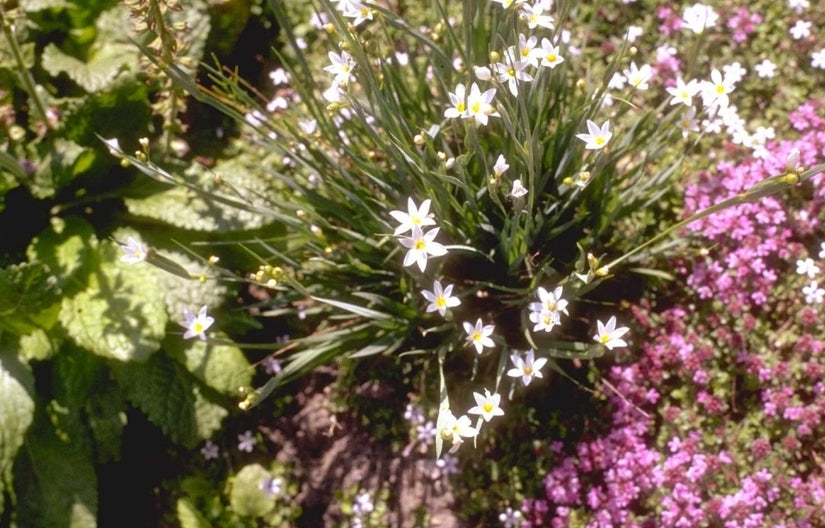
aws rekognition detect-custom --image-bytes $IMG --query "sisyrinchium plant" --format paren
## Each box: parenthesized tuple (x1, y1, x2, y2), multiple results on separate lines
(109, 0, 825, 464)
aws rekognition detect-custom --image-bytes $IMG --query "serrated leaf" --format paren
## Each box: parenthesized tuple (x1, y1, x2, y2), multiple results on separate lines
(192, 386, 227, 441)
(85, 385, 126, 464)
(28, 138, 93, 198)
(18, 329, 61, 361)
(41, 39, 138, 93)
(14, 408, 97, 528)
(114, 351, 231, 448)
(147, 249, 229, 318)
(0, 350, 35, 515)
(167, 334, 252, 396)
(114, 352, 198, 447)
(177, 498, 214, 528)
(54, 347, 105, 409)
(60, 242, 167, 362)
(230, 464, 275, 518)
(0, 261, 62, 334)
(28, 216, 97, 296)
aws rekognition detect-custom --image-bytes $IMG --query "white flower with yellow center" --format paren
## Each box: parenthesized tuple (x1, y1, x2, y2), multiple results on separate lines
(399, 226, 447, 272)
(463, 318, 495, 354)
(422, 280, 461, 317)
(576, 119, 612, 150)
(468, 389, 505, 422)
(507, 349, 547, 386)
(182, 305, 215, 341)
(593, 316, 630, 350)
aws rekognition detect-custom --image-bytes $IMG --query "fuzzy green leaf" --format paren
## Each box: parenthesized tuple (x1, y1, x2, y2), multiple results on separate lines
(85, 384, 126, 464)
(230, 464, 275, 518)
(0, 261, 62, 335)
(167, 334, 252, 396)
(40, 8, 139, 95)
(192, 386, 228, 441)
(177, 498, 214, 528)
(114, 352, 198, 447)
(28, 216, 97, 296)
(60, 241, 168, 362)
(17, 329, 61, 361)
(114, 352, 227, 447)
(0, 350, 35, 516)
(14, 411, 97, 528)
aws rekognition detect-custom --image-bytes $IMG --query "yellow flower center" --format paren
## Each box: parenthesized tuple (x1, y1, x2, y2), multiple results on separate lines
(521, 48, 530, 57)
(415, 240, 426, 250)
(436, 297, 446, 307)
(194, 322, 204, 333)
(457, 102, 466, 112)
(547, 53, 557, 62)
(595, 136, 605, 146)
(483, 402, 493, 413)
(523, 366, 532, 375)
(472, 332, 482, 342)
(600, 334, 611, 344)
(471, 101, 481, 113)
(715, 84, 725, 95)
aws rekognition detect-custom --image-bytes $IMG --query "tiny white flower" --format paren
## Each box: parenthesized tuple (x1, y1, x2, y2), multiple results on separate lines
(796, 257, 819, 278)
(507, 349, 548, 386)
(389, 198, 436, 235)
(499, 507, 523, 527)
(444, 83, 468, 119)
(576, 119, 612, 150)
(623, 62, 653, 90)
(682, 3, 718, 34)
(463, 318, 495, 354)
(468, 389, 505, 422)
(593, 316, 629, 350)
(537, 38, 564, 69)
(811, 49, 825, 70)
(493, 155, 510, 177)
(802, 281, 825, 304)
(119, 236, 148, 264)
(819, 242, 825, 259)
(324, 50, 356, 84)
(790, 20, 811, 40)
(421, 280, 461, 317)
(700, 69, 734, 109)
(437, 410, 477, 453)
(182, 305, 215, 341)
(788, 0, 809, 13)
(399, 226, 448, 272)
(624, 25, 643, 42)
(678, 107, 700, 137)
(465, 82, 499, 126)
(519, 3, 554, 30)
(754, 59, 777, 79)
(509, 179, 528, 198)
(666, 77, 701, 106)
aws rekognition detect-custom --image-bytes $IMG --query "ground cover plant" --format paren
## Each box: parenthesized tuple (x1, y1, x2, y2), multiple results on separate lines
(1, 0, 824, 526)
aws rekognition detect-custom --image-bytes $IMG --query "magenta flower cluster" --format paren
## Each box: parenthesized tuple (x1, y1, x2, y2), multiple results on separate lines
(521, 101, 825, 527)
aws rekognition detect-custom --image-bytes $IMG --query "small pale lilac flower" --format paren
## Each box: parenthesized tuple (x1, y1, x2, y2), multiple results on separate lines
(237, 430, 257, 452)
(200, 440, 219, 460)
(463, 318, 495, 354)
(182, 305, 215, 341)
(259, 476, 283, 497)
(509, 179, 528, 198)
(399, 226, 448, 272)
(119, 236, 148, 264)
(422, 280, 461, 317)
(507, 349, 548, 386)
(754, 59, 777, 78)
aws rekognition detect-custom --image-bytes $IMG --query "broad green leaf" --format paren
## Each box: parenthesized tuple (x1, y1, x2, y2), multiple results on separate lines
(167, 334, 252, 396)
(28, 216, 97, 296)
(0, 40, 35, 71)
(14, 410, 97, 528)
(177, 498, 214, 528)
(146, 248, 230, 318)
(0, 261, 62, 334)
(85, 384, 126, 464)
(28, 138, 94, 198)
(60, 242, 167, 362)
(40, 26, 138, 93)
(192, 386, 228, 441)
(114, 352, 225, 447)
(21, 0, 69, 11)
(54, 347, 105, 409)
(230, 464, 275, 518)
(18, 329, 61, 361)
(114, 352, 198, 447)
(0, 350, 35, 516)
